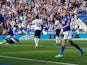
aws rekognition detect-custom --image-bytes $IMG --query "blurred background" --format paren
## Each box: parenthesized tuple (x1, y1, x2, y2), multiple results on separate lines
(0, 0, 87, 40)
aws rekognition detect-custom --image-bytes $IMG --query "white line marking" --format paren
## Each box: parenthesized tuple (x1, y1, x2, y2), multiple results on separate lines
(0, 55, 78, 65)
(40, 38, 87, 40)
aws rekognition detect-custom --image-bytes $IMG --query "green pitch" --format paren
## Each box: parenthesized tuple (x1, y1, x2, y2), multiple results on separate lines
(0, 40, 87, 65)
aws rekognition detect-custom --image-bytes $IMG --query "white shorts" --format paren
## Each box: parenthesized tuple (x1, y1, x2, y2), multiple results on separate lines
(63, 31, 72, 40)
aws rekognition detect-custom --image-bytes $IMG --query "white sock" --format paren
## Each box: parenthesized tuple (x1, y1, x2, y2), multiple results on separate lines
(34, 38, 38, 46)
(37, 38, 40, 43)
(56, 36, 60, 44)
(58, 37, 60, 43)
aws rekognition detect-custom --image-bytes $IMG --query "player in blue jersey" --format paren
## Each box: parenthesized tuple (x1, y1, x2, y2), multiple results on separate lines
(55, 9, 84, 57)
(2, 23, 21, 44)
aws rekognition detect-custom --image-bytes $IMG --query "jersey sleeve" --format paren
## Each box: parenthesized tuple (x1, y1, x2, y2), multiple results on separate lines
(55, 20, 60, 26)
(40, 20, 43, 25)
(32, 20, 35, 25)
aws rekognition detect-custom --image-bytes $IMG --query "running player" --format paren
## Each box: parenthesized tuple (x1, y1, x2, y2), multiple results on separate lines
(55, 9, 84, 57)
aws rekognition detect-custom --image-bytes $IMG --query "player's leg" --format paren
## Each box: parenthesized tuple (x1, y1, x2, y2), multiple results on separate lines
(35, 30, 41, 47)
(1, 40, 7, 44)
(12, 36, 21, 44)
(69, 40, 84, 56)
(68, 30, 84, 56)
(55, 31, 68, 57)
(2, 35, 11, 44)
(4, 35, 15, 44)
(34, 30, 39, 47)
(0, 41, 3, 44)
(6, 38, 15, 44)
(36, 30, 41, 47)
(0, 39, 7, 44)
(55, 36, 60, 45)
(55, 39, 67, 57)
(55, 29, 61, 45)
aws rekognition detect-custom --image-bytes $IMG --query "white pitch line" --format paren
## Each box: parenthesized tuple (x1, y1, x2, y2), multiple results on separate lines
(40, 38, 87, 40)
(0, 55, 78, 65)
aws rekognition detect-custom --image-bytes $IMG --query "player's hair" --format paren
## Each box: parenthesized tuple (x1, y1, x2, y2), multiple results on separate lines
(35, 15, 39, 19)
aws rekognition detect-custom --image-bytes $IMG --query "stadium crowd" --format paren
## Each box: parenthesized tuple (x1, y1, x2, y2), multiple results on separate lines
(0, 0, 87, 35)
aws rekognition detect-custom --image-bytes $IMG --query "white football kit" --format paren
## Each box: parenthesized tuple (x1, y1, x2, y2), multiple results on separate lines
(32, 19, 43, 47)
(32, 19, 43, 30)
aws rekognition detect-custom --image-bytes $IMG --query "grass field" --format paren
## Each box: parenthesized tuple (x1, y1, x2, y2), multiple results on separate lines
(0, 40, 87, 65)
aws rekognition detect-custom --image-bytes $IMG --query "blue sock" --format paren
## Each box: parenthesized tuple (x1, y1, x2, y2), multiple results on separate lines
(15, 38, 20, 42)
(14, 38, 21, 44)
(59, 45, 65, 55)
(74, 44, 83, 53)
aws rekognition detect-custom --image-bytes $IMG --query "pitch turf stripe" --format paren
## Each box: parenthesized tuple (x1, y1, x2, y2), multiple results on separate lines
(0, 56, 78, 65)
(1, 44, 86, 48)
(0, 50, 73, 54)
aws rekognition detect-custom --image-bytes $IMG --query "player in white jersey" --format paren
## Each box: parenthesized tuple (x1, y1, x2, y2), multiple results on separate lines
(32, 15, 43, 48)
(54, 16, 61, 45)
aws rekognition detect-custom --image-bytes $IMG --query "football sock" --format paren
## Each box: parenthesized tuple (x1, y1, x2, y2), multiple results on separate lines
(37, 38, 40, 44)
(34, 38, 38, 46)
(15, 38, 21, 44)
(15, 38, 20, 42)
(56, 36, 60, 44)
(69, 41, 83, 53)
(73, 44, 83, 53)
(59, 45, 65, 55)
